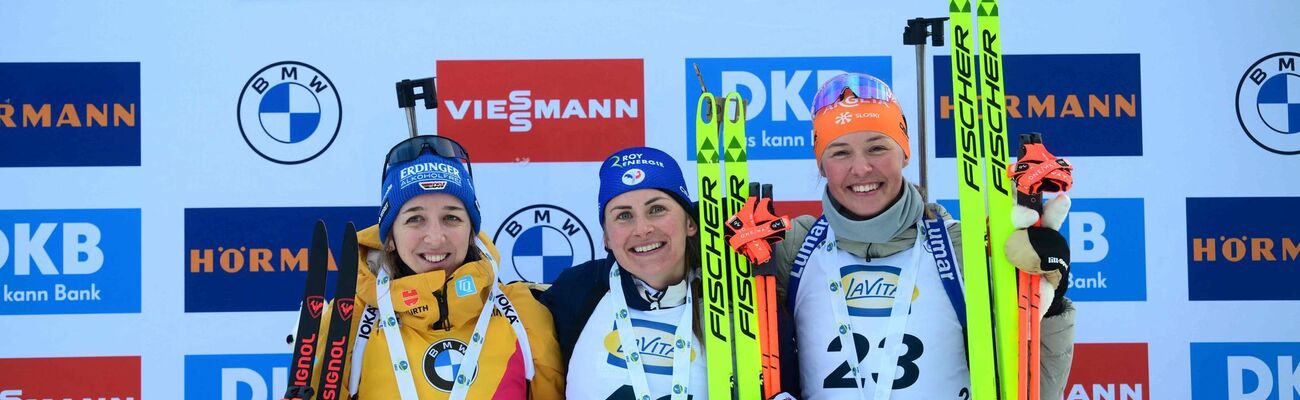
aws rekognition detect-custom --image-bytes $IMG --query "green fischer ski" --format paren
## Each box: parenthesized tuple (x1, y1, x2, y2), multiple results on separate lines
(721, 92, 762, 400)
(695, 90, 764, 399)
(696, 92, 735, 400)
(974, 1, 1020, 399)
(948, 0, 999, 399)
(951, 0, 1018, 398)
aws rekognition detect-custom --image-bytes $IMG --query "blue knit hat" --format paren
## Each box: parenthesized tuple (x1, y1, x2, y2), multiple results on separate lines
(598, 147, 692, 226)
(379, 152, 480, 242)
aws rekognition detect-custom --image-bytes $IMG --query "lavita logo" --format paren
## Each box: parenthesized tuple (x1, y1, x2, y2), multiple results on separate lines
(1192, 342, 1300, 400)
(185, 354, 290, 400)
(686, 56, 892, 160)
(0, 209, 141, 315)
(938, 198, 1146, 301)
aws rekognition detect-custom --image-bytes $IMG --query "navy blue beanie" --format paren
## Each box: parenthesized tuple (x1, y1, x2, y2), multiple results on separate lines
(379, 152, 480, 242)
(598, 147, 692, 226)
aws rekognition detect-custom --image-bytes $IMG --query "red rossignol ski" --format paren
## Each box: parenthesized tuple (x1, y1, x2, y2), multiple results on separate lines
(282, 222, 360, 400)
(315, 223, 359, 400)
(282, 221, 330, 400)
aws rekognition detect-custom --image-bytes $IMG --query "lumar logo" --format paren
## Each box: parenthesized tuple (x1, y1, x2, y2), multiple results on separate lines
(437, 59, 644, 162)
(1187, 197, 1300, 301)
(0, 63, 141, 167)
(935, 54, 1143, 157)
(184, 206, 376, 312)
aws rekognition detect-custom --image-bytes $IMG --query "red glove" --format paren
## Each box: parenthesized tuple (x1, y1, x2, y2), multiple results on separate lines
(724, 183, 791, 264)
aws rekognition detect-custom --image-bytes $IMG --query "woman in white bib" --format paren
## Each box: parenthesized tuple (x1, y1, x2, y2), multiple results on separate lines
(760, 73, 1078, 400)
(541, 147, 729, 400)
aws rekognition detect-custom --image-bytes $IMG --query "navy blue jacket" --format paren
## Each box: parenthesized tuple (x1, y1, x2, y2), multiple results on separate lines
(539, 256, 800, 395)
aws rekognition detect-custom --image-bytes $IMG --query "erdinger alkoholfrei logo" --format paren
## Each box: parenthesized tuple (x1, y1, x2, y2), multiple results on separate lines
(424, 338, 474, 392)
(237, 61, 341, 164)
(1236, 52, 1300, 155)
(493, 205, 594, 284)
(603, 319, 695, 374)
(838, 265, 917, 317)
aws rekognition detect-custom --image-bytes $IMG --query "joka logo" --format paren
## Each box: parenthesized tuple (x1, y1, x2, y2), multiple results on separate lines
(0, 209, 141, 315)
(1191, 342, 1300, 400)
(493, 205, 594, 284)
(184, 206, 376, 312)
(237, 61, 342, 164)
(1236, 52, 1300, 155)
(184, 353, 290, 400)
(1064, 343, 1149, 400)
(0, 356, 139, 400)
(436, 59, 644, 163)
(603, 319, 695, 375)
(0, 62, 140, 167)
(934, 54, 1143, 157)
(424, 339, 474, 392)
(939, 198, 1147, 301)
(1187, 197, 1300, 301)
(838, 265, 906, 317)
(686, 56, 892, 160)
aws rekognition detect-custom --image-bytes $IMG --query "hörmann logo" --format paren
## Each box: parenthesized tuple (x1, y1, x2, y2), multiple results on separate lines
(237, 61, 342, 164)
(1065, 343, 1149, 400)
(0, 62, 140, 167)
(437, 59, 644, 163)
(492, 205, 594, 284)
(0, 356, 140, 400)
(184, 354, 289, 400)
(940, 198, 1147, 301)
(1187, 197, 1300, 301)
(935, 54, 1143, 157)
(184, 206, 376, 312)
(0, 209, 141, 315)
(1191, 342, 1300, 400)
(686, 56, 891, 160)
(1236, 52, 1300, 155)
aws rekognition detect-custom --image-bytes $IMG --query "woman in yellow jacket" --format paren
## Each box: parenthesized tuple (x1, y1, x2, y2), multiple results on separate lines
(314, 135, 564, 399)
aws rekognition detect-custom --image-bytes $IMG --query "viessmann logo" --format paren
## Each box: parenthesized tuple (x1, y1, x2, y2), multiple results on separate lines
(436, 59, 644, 163)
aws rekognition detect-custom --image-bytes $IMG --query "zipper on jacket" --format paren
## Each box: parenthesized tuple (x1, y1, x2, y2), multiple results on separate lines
(429, 288, 451, 331)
